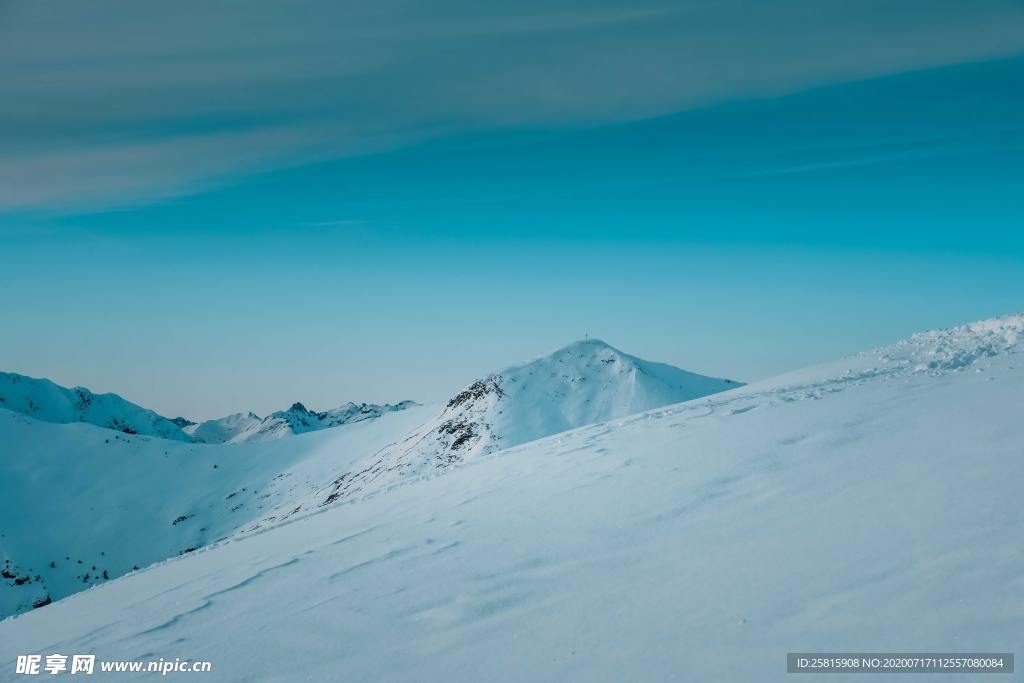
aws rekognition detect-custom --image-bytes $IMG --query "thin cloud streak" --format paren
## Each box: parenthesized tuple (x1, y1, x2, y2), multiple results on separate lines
(1, 0, 1023, 212)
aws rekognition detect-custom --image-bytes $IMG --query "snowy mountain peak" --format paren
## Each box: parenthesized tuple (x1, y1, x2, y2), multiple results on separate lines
(554, 337, 614, 351)
(525, 338, 628, 365)
(315, 341, 741, 504)
(474, 339, 742, 451)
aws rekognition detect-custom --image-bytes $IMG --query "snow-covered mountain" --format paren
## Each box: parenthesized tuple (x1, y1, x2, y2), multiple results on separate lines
(311, 339, 739, 505)
(440, 338, 741, 458)
(185, 401, 418, 444)
(0, 340, 729, 617)
(0, 372, 192, 441)
(2, 315, 1020, 682)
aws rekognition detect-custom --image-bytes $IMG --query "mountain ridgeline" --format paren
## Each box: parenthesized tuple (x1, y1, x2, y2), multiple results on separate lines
(0, 371, 416, 444)
(0, 372, 194, 441)
(184, 400, 419, 444)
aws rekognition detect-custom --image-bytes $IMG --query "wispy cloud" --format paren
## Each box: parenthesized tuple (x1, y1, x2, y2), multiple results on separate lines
(731, 132, 1024, 179)
(2, 0, 1023, 212)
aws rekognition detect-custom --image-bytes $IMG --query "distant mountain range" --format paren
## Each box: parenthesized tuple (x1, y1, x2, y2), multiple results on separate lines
(0, 371, 416, 444)
(184, 400, 418, 444)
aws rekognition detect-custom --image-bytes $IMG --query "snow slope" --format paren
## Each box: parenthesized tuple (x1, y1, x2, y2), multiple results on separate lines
(186, 401, 418, 444)
(310, 339, 740, 505)
(0, 404, 430, 618)
(0, 372, 192, 441)
(3, 315, 1020, 681)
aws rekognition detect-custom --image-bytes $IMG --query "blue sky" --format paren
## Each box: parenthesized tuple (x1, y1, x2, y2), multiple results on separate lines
(1, 2, 1023, 419)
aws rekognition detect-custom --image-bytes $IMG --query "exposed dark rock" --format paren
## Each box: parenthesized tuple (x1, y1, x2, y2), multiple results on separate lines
(447, 376, 503, 409)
